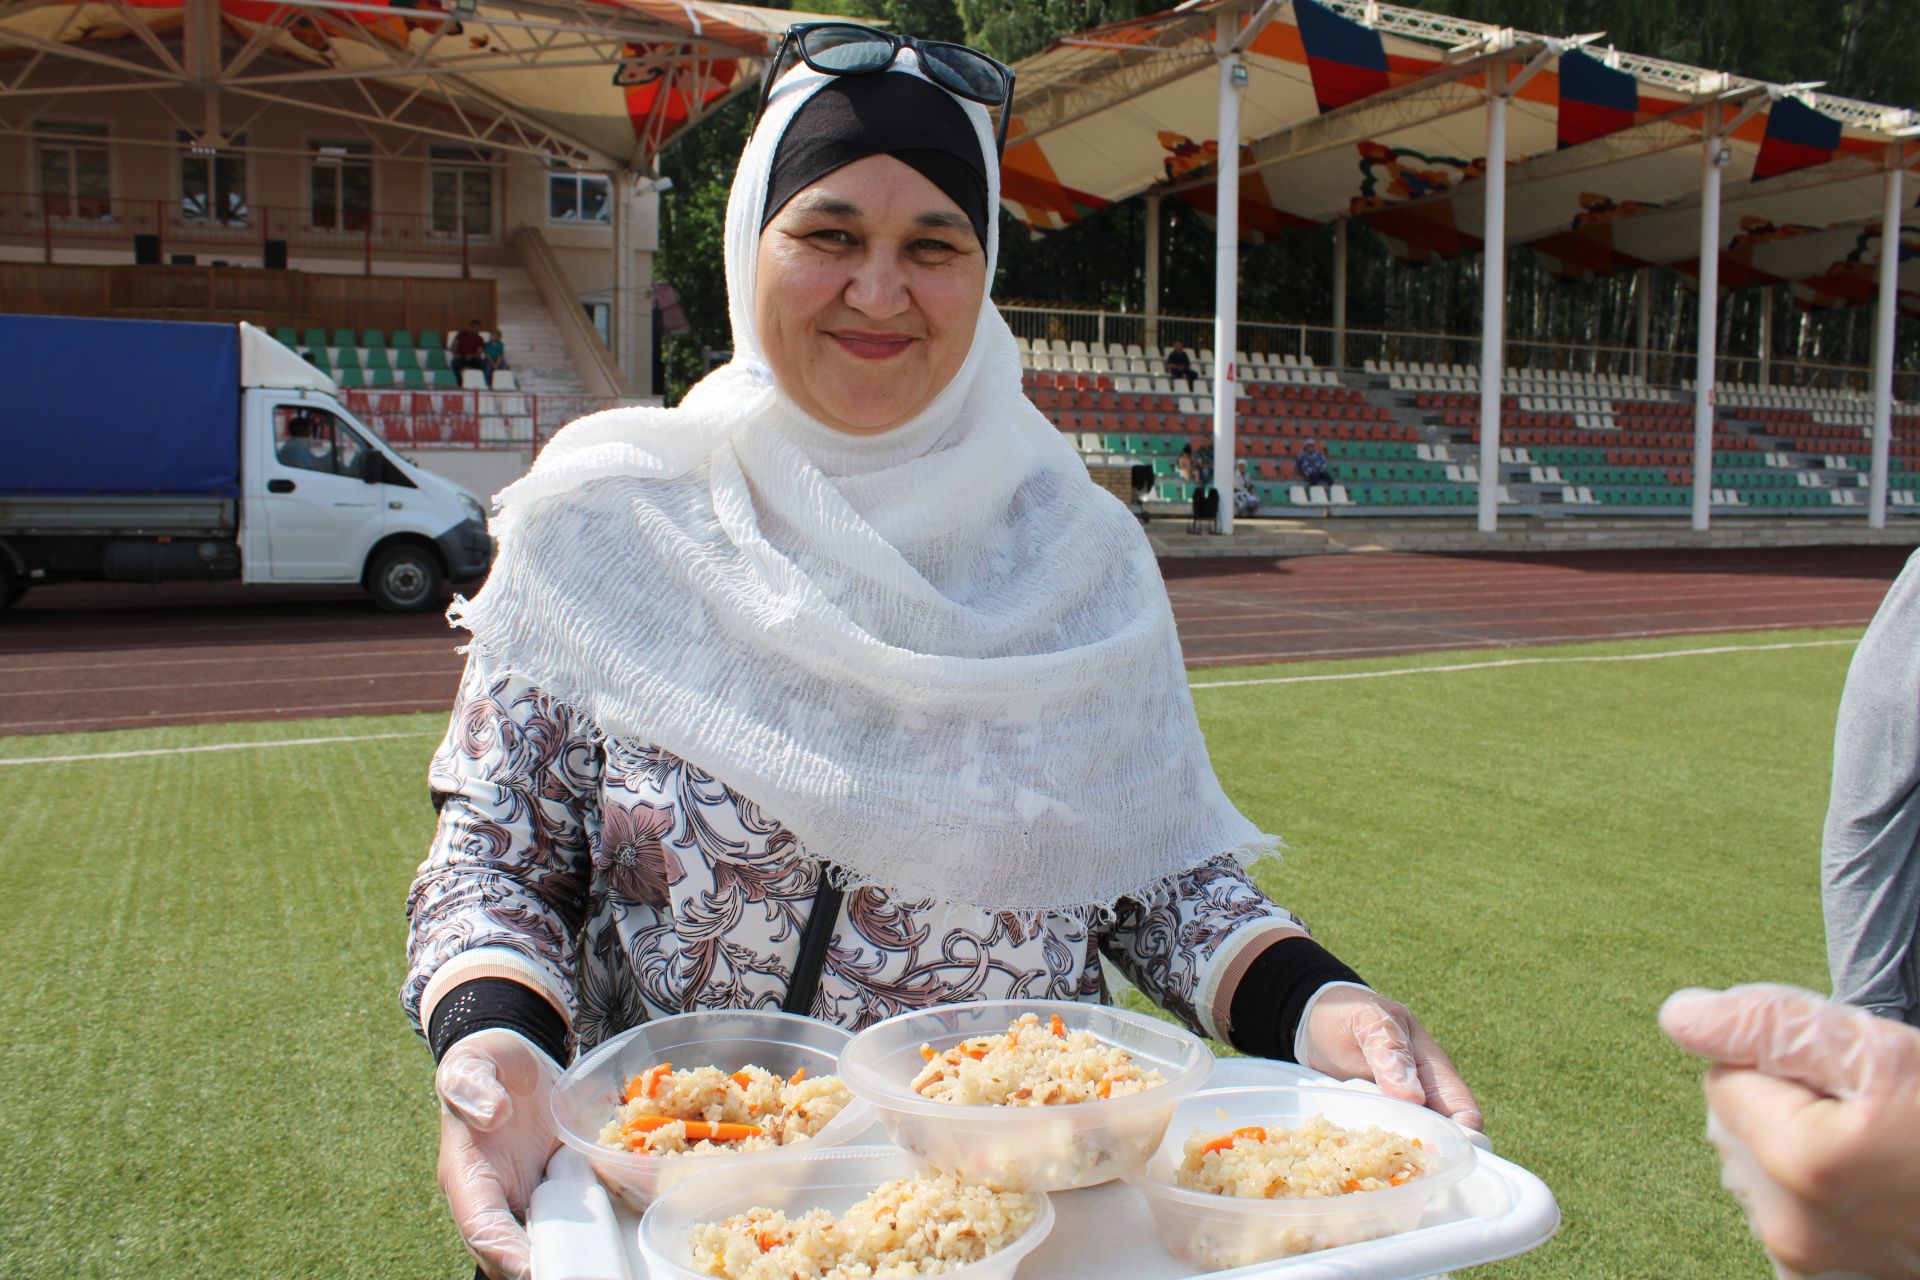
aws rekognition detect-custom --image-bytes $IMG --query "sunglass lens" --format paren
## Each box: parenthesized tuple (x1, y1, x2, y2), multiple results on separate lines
(921, 45, 1008, 101)
(801, 26, 894, 73)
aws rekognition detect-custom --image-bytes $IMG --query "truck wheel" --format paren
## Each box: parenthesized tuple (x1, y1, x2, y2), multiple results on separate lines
(367, 545, 444, 614)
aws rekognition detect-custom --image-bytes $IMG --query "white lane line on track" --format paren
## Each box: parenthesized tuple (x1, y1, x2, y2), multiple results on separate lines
(0, 696, 448, 734)
(0, 669, 458, 698)
(0, 730, 439, 766)
(1187, 637, 1858, 689)
(0, 643, 455, 675)
(1185, 619, 1862, 667)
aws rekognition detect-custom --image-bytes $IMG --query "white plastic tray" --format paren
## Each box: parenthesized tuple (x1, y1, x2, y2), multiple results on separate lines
(528, 1058, 1559, 1280)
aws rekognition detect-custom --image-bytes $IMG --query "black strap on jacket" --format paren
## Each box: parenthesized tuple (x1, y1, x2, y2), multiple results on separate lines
(783, 864, 843, 1015)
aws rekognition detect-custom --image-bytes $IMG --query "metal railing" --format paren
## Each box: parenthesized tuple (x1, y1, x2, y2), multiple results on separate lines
(0, 190, 476, 273)
(996, 302, 1920, 400)
(344, 389, 622, 450)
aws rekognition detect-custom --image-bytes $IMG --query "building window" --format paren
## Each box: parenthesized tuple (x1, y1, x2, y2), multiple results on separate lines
(548, 170, 610, 224)
(179, 131, 248, 225)
(310, 140, 372, 231)
(583, 300, 610, 346)
(430, 146, 492, 237)
(37, 121, 111, 220)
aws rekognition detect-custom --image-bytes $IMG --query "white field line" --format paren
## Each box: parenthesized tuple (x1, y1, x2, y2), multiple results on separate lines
(0, 637, 1860, 763)
(1187, 637, 1859, 690)
(0, 730, 438, 767)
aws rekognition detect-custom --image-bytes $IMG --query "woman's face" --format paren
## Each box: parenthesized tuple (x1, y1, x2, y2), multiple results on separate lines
(755, 153, 985, 435)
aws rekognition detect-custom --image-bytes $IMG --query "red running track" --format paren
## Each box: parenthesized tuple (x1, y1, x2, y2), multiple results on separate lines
(0, 546, 1908, 737)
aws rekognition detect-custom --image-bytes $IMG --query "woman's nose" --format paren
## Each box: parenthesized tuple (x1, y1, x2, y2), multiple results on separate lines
(841, 251, 911, 319)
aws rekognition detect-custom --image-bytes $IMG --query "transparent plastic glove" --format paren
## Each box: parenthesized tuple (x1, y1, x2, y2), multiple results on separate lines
(1660, 983, 1920, 1280)
(1298, 983, 1484, 1130)
(435, 1027, 563, 1280)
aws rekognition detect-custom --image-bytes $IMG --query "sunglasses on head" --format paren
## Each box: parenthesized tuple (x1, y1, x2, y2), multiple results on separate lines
(753, 22, 1017, 157)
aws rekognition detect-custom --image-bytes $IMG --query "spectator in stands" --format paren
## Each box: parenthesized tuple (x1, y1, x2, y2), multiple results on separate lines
(482, 332, 508, 389)
(451, 319, 487, 383)
(1662, 984, 1920, 1278)
(1823, 548, 1920, 1027)
(1176, 441, 1195, 482)
(1295, 438, 1333, 488)
(1166, 343, 1198, 390)
(407, 54, 1479, 1280)
(1233, 460, 1260, 518)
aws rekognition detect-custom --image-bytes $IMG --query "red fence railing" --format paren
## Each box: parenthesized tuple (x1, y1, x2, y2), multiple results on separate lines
(0, 191, 475, 272)
(345, 390, 622, 449)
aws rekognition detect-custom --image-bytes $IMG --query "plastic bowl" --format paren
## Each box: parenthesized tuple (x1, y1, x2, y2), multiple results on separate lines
(1125, 1085, 1477, 1271)
(550, 1010, 873, 1212)
(836, 999, 1212, 1191)
(638, 1145, 1054, 1280)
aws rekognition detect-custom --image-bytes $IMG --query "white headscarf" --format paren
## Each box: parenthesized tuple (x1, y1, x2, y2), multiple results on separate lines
(450, 57, 1278, 917)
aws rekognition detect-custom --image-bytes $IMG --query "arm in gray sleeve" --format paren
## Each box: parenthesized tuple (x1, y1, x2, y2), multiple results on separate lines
(1823, 550, 1920, 1024)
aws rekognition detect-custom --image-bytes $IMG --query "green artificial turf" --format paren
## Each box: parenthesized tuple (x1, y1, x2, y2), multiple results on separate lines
(0, 627, 1861, 1278)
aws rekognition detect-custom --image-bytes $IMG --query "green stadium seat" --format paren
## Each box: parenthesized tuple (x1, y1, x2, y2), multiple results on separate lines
(275, 326, 300, 349)
(331, 328, 355, 348)
(336, 367, 364, 388)
(304, 347, 330, 369)
(303, 327, 327, 349)
(393, 347, 420, 370)
(1102, 433, 1125, 452)
(431, 369, 457, 388)
(360, 329, 385, 348)
(422, 348, 450, 371)
(389, 330, 415, 350)
(330, 347, 359, 369)
(363, 347, 391, 371)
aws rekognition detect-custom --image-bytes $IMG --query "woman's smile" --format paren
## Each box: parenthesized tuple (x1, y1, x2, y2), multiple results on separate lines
(826, 328, 920, 361)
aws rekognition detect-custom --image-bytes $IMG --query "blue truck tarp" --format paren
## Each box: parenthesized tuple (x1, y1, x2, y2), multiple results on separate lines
(2, 314, 241, 497)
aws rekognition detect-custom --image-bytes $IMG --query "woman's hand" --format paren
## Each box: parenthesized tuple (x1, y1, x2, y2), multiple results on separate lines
(435, 1028, 562, 1280)
(1298, 984, 1484, 1130)
(1660, 984, 1920, 1280)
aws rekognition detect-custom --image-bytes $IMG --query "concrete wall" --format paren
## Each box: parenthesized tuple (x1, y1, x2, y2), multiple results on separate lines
(402, 448, 534, 503)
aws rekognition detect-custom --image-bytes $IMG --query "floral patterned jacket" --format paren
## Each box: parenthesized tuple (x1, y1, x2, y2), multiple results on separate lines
(403, 652, 1308, 1055)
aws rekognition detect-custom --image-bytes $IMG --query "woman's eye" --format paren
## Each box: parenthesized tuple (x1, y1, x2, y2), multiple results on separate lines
(910, 239, 959, 256)
(808, 228, 856, 247)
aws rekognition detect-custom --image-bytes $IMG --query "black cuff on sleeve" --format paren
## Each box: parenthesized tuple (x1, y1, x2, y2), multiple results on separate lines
(427, 977, 569, 1067)
(1227, 935, 1366, 1062)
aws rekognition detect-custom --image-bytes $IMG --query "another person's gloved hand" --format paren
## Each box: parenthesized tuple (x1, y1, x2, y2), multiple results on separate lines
(1298, 983, 1483, 1130)
(435, 1028, 562, 1280)
(1660, 983, 1920, 1280)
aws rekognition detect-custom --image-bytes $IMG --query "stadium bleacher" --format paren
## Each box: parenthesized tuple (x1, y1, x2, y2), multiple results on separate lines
(1029, 337, 1912, 516)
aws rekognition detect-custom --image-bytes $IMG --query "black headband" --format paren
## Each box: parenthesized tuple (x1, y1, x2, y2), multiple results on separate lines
(760, 73, 990, 248)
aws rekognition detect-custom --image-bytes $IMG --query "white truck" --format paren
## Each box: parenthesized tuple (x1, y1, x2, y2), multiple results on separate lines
(0, 314, 491, 613)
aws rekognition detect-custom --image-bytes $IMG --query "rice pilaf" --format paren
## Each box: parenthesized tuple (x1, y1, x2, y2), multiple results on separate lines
(910, 1012, 1166, 1105)
(598, 1063, 852, 1156)
(1174, 1114, 1430, 1199)
(687, 1172, 1037, 1280)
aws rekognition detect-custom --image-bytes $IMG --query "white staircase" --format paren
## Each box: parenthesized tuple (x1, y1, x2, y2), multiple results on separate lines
(478, 265, 590, 397)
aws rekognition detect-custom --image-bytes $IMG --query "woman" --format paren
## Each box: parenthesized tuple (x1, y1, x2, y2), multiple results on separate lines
(406, 30, 1478, 1279)
(1234, 459, 1261, 518)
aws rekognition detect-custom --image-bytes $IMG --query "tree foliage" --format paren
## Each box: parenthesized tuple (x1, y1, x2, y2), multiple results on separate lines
(652, 0, 1920, 400)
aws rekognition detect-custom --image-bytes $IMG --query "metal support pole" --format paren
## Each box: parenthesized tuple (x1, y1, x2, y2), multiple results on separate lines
(613, 170, 635, 392)
(1476, 66, 1508, 534)
(1332, 217, 1349, 370)
(1210, 18, 1242, 535)
(1143, 192, 1162, 351)
(1635, 267, 1651, 380)
(1692, 122, 1725, 531)
(1870, 162, 1903, 529)
(1758, 286, 1774, 387)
